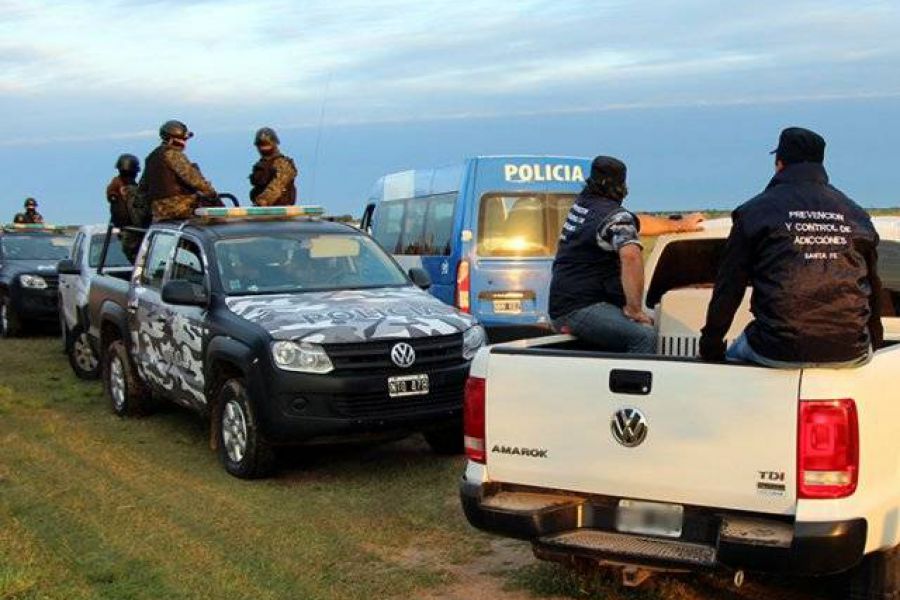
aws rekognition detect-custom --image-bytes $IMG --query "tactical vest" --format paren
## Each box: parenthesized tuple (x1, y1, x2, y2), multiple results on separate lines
(250, 155, 297, 206)
(548, 192, 635, 319)
(142, 145, 193, 202)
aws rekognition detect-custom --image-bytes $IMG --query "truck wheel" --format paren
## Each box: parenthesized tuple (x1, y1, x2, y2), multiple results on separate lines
(67, 325, 100, 380)
(844, 546, 900, 599)
(0, 296, 24, 338)
(423, 424, 464, 455)
(103, 339, 150, 416)
(215, 379, 274, 479)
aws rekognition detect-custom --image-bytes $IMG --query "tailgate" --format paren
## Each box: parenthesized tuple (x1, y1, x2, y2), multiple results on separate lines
(485, 350, 800, 514)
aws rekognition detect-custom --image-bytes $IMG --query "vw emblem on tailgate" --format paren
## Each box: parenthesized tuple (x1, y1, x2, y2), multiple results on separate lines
(390, 342, 416, 368)
(611, 408, 648, 447)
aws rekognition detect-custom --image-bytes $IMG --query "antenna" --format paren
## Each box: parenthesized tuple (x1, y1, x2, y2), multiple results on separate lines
(309, 72, 332, 201)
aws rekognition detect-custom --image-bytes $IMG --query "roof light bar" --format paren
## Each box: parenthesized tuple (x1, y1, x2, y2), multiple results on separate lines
(194, 205, 325, 219)
(2, 223, 61, 232)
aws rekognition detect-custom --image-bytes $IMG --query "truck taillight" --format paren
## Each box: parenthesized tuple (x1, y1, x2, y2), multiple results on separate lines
(798, 399, 859, 499)
(456, 259, 471, 313)
(464, 376, 486, 463)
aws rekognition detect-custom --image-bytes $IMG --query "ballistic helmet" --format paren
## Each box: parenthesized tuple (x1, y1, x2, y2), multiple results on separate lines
(254, 127, 280, 147)
(159, 120, 194, 141)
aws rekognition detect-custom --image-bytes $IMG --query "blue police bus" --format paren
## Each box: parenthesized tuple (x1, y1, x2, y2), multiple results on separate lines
(361, 155, 591, 341)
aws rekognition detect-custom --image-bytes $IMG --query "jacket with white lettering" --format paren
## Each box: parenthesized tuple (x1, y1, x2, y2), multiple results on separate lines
(701, 162, 882, 364)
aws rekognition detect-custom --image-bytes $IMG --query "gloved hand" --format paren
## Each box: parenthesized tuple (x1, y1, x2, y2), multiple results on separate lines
(699, 335, 726, 362)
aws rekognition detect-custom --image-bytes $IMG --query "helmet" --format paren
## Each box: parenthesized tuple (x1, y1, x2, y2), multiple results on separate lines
(159, 120, 193, 141)
(115, 153, 141, 174)
(24, 197, 37, 208)
(254, 127, 280, 147)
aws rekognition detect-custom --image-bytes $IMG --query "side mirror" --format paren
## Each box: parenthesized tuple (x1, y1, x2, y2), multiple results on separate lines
(162, 280, 208, 307)
(408, 267, 431, 290)
(57, 258, 80, 276)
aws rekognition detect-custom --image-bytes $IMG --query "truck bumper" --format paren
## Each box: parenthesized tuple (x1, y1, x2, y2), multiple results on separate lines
(460, 478, 867, 576)
(253, 361, 469, 445)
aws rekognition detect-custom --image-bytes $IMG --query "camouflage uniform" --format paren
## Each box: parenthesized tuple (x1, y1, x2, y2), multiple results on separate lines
(249, 152, 298, 206)
(140, 144, 216, 222)
(13, 211, 43, 224)
(107, 175, 144, 263)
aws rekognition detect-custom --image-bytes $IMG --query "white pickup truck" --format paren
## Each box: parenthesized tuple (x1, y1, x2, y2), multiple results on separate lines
(460, 217, 900, 597)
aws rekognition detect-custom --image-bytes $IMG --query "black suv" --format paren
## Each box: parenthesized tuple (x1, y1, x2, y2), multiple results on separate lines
(0, 226, 72, 337)
(87, 212, 485, 478)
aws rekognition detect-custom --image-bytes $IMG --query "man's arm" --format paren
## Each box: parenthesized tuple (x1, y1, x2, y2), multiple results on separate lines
(619, 244, 652, 324)
(699, 217, 751, 361)
(637, 212, 704, 236)
(165, 150, 216, 197)
(862, 241, 884, 350)
(254, 157, 298, 207)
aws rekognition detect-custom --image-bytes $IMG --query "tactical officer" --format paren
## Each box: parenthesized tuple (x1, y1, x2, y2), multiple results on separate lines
(139, 120, 218, 221)
(106, 154, 144, 263)
(249, 127, 297, 206)
(700, 127, 882, 367)
(548, 156, 703, 353)
(13, 198, 44, 224)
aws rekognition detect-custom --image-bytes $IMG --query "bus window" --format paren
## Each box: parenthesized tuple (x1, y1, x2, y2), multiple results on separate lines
(477, 193, 575, 257)
(880, 241, 900, 317)
(372, 200, 404, 253)
(401, 199, 428, 253)
(421, 193, 456, 256)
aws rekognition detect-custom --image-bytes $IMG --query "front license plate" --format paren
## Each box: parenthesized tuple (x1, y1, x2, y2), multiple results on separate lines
(493, 299, 522, 314)
(616, 499, 684, 538)
(388, 374, 430, 398)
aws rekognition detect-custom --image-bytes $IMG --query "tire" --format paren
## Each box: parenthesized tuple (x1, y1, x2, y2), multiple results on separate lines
(102, 339, 151, 416)
(843, 546, 900, 600)
(0, 295, 24, 338)
(67, 324, 100, 380)
(215, 379, 275, 479)
(423, 423, 464, 455)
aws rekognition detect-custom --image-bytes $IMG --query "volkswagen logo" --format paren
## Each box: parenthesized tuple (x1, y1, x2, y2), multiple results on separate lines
(611, 408, 648, 447)
(390, 342, 416, 368)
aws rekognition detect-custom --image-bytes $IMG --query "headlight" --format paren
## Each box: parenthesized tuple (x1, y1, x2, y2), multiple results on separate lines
(271, 341, 334, 374)
(20, 274, 48, 289)
(462, 325, 486, 360)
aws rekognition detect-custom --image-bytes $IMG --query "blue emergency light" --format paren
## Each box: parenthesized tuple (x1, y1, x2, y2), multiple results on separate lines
(194, 206, 325, 219)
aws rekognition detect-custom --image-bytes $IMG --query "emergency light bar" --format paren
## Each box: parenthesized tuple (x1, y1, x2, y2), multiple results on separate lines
(193, 206, 325, 219)
(2, 223, 63, 232)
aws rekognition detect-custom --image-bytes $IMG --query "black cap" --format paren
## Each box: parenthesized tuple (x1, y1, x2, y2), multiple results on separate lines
(24, 197, 37, 208)
(770, 127, 826, 165)
(588, 155, 627, 185)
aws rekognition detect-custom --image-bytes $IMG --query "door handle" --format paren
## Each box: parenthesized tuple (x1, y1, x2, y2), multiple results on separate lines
(609, 370, 652, 395)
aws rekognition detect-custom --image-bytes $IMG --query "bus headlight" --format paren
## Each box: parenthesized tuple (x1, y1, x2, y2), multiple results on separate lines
(462, 325, 486, 360)
(20, 274, 48, 289)
(271, 341, 334, 374)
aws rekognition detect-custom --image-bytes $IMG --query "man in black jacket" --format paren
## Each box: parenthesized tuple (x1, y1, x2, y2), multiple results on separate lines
(700, 127, 882, 367)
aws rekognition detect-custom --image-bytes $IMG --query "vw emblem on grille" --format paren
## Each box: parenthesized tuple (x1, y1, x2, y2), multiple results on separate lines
(611, 408, 648, 447)
(390, 342, 416, 368)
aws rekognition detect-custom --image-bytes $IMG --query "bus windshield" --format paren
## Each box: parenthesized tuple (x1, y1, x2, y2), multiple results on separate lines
(216, 233, 409, 295)
(477, 193, 575, 257)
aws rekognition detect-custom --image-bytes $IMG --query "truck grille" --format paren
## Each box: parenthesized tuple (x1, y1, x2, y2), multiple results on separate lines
(323, 334, 464, 373)
(327, 382, 464, 419)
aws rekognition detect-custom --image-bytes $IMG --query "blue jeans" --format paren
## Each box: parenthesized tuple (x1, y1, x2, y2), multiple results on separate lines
(553, 302, 657, 354)
(726, 332, 871, 369)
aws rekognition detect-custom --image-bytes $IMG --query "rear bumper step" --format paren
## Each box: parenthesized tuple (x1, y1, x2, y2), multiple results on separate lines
(460, 479, 866, 576)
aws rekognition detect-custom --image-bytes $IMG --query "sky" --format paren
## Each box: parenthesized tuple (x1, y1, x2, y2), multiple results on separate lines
(1, 0, 899, 223)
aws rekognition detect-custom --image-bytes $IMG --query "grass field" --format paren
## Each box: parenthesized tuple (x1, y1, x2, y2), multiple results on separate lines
(0, 337, 835, 600)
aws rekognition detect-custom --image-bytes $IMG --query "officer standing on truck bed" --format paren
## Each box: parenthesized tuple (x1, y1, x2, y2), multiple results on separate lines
(139, 120, 218, 221)
(249, 127, 297, 206)
(700, 127, 883, 367)
(548, 156, 704, 353)
(13, 198, 44, 224)
(106, 154, 144, 263)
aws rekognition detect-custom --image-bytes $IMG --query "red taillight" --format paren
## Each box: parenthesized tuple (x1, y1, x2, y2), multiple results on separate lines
(798, 399, 859, 499)
(456, 259, 471, 313)
(464, 376, 486, 463)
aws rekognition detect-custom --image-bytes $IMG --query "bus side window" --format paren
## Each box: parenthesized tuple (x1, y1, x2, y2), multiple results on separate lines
(372, 200, 405, 254)
(401, 200, 428, 254)
(422, 193, 456, 256)
(879, 241, 900, 317)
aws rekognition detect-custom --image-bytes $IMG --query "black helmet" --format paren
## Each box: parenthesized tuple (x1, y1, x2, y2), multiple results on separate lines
(254, 127, 280, 146)
(24, 197, 37, 208)
(159, 120, 194, 141)
(115, 153, 141, 174)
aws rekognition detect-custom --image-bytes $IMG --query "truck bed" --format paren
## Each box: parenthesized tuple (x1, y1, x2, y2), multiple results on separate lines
(86, 271, 132, 340)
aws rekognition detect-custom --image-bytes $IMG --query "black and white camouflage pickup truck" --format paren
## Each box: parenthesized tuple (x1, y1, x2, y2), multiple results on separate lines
(86, 206, 485, 478)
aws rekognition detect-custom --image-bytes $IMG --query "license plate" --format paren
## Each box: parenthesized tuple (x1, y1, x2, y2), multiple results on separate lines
(388, 374, 430, 398)
(493, 299, 522, 314)
(615, 499, 684, 538)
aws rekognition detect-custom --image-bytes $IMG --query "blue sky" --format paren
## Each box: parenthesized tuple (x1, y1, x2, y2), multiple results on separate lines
(1, 0, 899, 223)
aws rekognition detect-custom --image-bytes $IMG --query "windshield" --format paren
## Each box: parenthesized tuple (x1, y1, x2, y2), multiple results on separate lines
(216, 233, 409, 295)
(477, 193, 576, 257)
(89, 234, 131, 268)
(0, 235, 71, 260)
